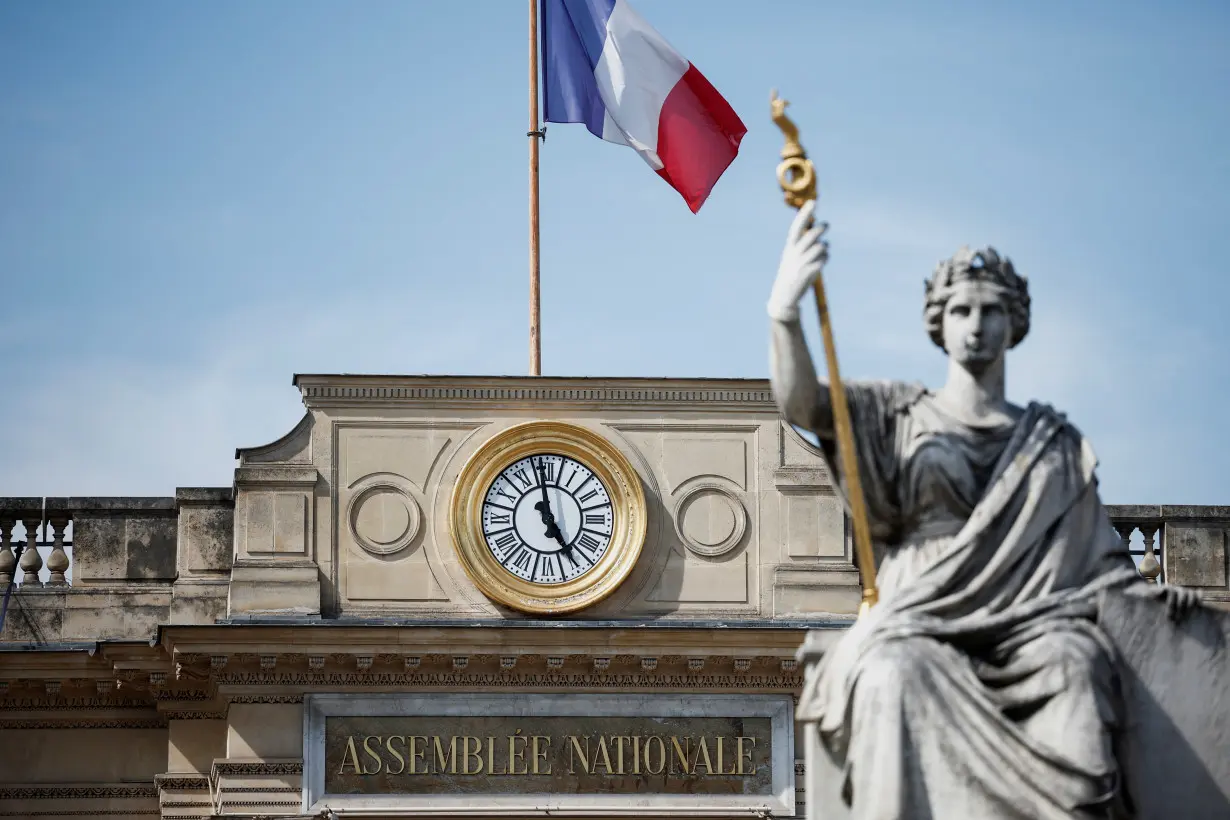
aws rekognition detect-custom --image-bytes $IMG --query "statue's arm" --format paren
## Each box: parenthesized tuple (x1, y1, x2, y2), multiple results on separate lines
(770, 316, 834, 438)
(767, 200, 834, 437)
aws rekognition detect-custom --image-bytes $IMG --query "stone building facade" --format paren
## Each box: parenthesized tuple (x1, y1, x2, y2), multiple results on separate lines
(1, 375, 1226, 820)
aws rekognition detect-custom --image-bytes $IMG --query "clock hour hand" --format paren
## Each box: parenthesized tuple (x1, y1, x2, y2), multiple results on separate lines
(549, 523, 574, 562)
(531, 457, 575, 559)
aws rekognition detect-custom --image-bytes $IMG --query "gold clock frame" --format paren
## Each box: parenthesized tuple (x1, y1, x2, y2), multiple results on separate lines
(449, 420, 648, 616)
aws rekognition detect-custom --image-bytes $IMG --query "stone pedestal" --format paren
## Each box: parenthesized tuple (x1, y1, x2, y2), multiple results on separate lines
(794, 600, 1230, 820)
(1100, 592, 1230, 819)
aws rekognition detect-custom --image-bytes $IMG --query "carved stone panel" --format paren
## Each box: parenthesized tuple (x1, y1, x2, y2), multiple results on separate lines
(336, 425, 474, 607)
(244, 493, 307, 555)
(1165, 524, 1228, 589)
(304, 693, 795, 815)
(662, 436, 748, 493)
(339, 428, 454, 493)
(232, 466, 317, 561)
(782, 492, 846, 560)
(616, 425, 758, 614)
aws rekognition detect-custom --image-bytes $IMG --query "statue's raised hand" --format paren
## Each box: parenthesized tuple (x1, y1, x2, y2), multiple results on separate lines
(768, 199, 829, 322)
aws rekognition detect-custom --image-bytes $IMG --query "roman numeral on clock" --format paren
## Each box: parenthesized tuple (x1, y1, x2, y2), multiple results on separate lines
(494, 532, 517, 550)
(578, 488, 599, 503)
(576, 532, 602, 556)
(584, 513, 606, 526)
(488, 512, 511, 525)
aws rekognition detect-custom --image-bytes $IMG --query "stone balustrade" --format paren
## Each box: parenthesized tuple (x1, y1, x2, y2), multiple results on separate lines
(0, 491, 234, 643)
(0, 498, 57, 587)
(1106, 505, 1230, 595)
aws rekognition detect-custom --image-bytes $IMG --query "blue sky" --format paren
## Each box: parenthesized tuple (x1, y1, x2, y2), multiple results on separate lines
(1, 0, 1227, 504)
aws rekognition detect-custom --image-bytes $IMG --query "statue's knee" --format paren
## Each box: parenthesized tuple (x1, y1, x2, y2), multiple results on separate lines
(1031, 632, 1111, 688)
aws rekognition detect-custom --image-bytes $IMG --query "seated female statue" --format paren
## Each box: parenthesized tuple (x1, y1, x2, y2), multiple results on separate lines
(768, 200, 1200, 820)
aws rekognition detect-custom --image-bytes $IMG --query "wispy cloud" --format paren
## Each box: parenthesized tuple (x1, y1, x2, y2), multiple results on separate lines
(0, 292, 491, 496)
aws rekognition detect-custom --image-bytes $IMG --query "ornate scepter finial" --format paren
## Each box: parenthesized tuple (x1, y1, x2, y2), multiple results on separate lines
(770, 90, 817, 208)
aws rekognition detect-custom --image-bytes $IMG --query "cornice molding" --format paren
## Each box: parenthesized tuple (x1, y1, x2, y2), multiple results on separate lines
(0, 694, 153, 709)
(0, 716, 167, 729)
(154, 774, 210, 791)
(0, 813, 159, 818)
(203, 653, 803, 692)
(227, 694, 305, 704)
(293, 375, 775, 411)
(0, 784, 157, 799)
(217, 670, 803, 691)
(162, 623, 820, 653)
(159, 710, 227, 720)
(212, 760, 303, 778)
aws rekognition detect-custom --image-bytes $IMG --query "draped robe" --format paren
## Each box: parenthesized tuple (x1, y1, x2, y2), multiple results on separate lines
(795, 381, 1143, 819)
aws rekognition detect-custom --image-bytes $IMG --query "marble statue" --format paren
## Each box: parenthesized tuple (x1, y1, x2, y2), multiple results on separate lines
(768, 200, 1227, 819)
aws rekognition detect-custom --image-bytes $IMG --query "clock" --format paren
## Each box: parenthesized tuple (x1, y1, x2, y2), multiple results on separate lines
(449, 420, 647, 615)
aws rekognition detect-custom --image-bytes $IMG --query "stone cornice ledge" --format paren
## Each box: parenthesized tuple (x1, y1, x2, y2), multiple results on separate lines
(234, 465, 319, 487)
(293, 375, 775, 412)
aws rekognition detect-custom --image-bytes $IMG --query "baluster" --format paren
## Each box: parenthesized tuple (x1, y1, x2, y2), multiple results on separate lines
(1113, 522, 1136, 556)
(45, 513, 70, 587)
(1138, 524, 1161, 584)
(0, 516, 15, 586)
(18, 514, 44, 586)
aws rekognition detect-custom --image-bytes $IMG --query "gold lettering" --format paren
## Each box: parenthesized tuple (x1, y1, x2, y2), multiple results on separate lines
(631, 736, 642, 775)
(566, 736, 590, 775)
(716, 736, 728, 775)
(612, 736, 630, 774)
(409, 736, 427, 774)
(692, 736, 714, 775)
(361, 735, 383, 775)
(531, 736, 551, 775)
(670, 736, 691, 775)
(593, 736, 614, 774)
(339, 735, 364, 775)
(433, 735, 458, 774)
(462, 736, 484, 774)
(508, 730, 529, 775)
(385, 735, 407, 775)
(486, 736, 504, 775)
(736, 736, 756, 776)
(643, 735, 665, 774)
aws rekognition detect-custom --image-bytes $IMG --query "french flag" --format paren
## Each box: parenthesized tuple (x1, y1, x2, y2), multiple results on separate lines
(541, 0, 747, 213)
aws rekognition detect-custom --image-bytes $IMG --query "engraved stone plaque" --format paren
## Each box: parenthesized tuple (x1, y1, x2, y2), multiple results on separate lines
(304, 693, 795, 815)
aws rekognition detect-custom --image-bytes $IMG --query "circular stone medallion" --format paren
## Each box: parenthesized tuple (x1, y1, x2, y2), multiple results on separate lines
(349, 484, 420, 556)
(674, 485, 747, 558)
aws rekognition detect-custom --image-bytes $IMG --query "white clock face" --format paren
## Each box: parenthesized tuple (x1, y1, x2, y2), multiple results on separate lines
(481, 453, 614, 585)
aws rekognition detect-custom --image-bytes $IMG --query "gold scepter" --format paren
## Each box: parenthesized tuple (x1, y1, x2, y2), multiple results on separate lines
(771, 90, 879, 617)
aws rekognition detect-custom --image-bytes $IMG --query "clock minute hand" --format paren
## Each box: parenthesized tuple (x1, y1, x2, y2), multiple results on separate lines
(537, 457, 552, 508)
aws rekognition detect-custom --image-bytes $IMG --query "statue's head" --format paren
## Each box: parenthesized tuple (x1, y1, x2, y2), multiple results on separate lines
(923, 246, 1030, 371)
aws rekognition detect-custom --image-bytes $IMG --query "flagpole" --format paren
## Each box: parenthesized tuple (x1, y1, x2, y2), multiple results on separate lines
(528, 0, 543, 376)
